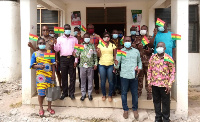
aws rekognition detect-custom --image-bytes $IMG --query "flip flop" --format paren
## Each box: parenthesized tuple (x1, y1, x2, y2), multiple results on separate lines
(47, 109, 55, 115)
(39, 110, 44, 117)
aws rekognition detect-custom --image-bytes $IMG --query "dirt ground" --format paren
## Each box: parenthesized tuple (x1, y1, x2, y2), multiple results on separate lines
(0, 79, 200, 122)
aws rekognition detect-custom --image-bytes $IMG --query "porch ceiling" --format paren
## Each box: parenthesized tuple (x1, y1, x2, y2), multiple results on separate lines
(61, 0, 150, 4)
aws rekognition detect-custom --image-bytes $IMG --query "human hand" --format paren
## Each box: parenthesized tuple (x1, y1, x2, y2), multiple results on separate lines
(96, 48, 101, 54)
(51, 74, 55, 80)
(28, 42, 34, 48)
(114, 59, 118, 66)
(153, 28, 158, 36)
(77, 31, 81, 36)
(72, 51, 76, 57)
(74, 62, 77, 68)
(54, 39, 57, 44)
(165, 86, 171, 94)
(94, 65, 97, 70)
(40, 65, 45, 70)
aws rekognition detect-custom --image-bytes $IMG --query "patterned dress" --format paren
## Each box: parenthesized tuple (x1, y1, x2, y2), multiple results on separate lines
(30, 50, 55, 96)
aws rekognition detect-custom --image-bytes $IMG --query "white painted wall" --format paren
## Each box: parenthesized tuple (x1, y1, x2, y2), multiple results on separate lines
(0, 1, 21, 82)
(188, 0, 200, 86)
(64, 1, 149, 36)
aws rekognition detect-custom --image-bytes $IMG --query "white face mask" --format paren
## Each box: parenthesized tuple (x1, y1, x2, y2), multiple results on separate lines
(156, 47, 164, 54)
(103, 37, 109, 42)
(140, 30, 147, 35)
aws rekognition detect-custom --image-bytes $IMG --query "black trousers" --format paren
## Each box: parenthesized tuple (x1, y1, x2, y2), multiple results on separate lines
(60, 56, 76, 96)
(152, 86, 170, 122)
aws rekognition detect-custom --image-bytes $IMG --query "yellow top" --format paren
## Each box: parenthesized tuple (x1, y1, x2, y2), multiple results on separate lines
(98, 43, 116, 66)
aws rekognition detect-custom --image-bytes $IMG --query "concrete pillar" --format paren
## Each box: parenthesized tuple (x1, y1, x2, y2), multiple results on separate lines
(0, 1, 21, 82)
(148, 8, 155, 36)
(171, 0, 188, 118)
(20, 0, 37, 104)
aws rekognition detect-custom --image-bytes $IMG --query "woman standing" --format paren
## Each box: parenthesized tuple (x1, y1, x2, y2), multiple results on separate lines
(96, 32, 117, 102)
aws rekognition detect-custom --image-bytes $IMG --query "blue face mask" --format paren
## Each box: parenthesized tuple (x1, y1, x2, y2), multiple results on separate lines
(65, 30, 71, 35)
(124, 42, 131, 48)
(84, 38, 90, 43)
(158, 26, 165, 32)
(112, 34, 118, 39)
(118, 34, 123, 38)
(130, 31, 136, 35)
(39, 45, 46, 49)
(74, 31, 78, 36)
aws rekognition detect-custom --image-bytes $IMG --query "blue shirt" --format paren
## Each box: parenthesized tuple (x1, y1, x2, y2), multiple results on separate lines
(115, 47, 142, 79)
(153, 31, 176, 57)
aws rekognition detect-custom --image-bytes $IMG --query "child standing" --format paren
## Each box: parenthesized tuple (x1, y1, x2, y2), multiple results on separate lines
(75, 33, 98, 101)
(30, 38, 56, 116)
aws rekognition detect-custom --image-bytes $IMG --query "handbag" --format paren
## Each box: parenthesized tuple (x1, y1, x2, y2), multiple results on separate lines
(46, 80, 61, 101)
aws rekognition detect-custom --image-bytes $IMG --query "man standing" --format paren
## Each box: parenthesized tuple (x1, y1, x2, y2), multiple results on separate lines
(149, 21, 176, 59)
(147, 42, 175, 122)
(87, 24, 100, 94)
(115, 36, 142, 119)
(54, 24, 78, 100)
(132, 25, 153, 100)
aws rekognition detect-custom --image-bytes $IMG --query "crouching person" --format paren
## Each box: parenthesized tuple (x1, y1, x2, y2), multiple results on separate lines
(114, 36, 142, 119)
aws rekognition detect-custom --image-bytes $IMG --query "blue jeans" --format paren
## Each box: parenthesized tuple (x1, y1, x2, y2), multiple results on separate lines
(98, 65, 114, 96)
(121, 77, 138, 111)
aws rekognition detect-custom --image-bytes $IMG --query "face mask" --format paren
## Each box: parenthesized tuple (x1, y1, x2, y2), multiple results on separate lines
(112, 34, 118, 39)
(130, 31, 136, 35)
(88, 29, 94, 34)
(156, 47, 164, 54)
(140, 30, 147, 35)
(74, 31, 78, 36)
(65, 30, 71, 35)
(118, 34, 123, 38)
(158, 26, 165, 32)
(38, 45, 46, 49)
(84, 38, 90, 43)
(103, 37, 109, 42)
(124, 42, 131, 48)
(49, 34, 55, 37)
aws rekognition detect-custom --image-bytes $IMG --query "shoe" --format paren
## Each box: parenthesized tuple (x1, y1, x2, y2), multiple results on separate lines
(47, 108, 55, 115)
(60, 94, 68, 100)
(69, 94, 75, 100)
(147, 94, 152, 100)
(80, 95, 86, 101)
(123, 111, 128, 119)
(102, 96, 106, 101)
(88, 95, 93, 101)
(112, 91, 116, 96)
(133, 110, 139, 120)
(95, 89, 99, 94)
(108, 96, 112, 102)
(39, 109, 44, 117)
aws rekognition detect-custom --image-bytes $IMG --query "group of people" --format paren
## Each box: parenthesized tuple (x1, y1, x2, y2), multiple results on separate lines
(29, 21, 175, 122)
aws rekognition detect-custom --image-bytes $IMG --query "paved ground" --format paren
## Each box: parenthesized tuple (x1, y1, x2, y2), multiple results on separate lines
(0, 79, 200, 122)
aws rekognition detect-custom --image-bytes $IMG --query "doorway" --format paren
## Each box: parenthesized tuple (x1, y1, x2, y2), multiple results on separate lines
(86, 7, 126, 37)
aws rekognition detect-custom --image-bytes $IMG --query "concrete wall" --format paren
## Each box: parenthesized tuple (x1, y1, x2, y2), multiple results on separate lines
(64, 1, 149, 36)
(0, 1, 21, 82)
(188, 0, 200, 86)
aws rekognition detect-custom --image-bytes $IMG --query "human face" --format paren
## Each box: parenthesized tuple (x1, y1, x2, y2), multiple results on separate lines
(156, 42, 166, 54)
(140, 26, 148, 35)
(37, 39, 46, 50)
(124, 37, 131, 43)
(87, 25, 94, 34)
(124, 37, 132, 49)
(130, 27, 137, 31)
(42, 26, 49, 36)
(103, 34, 110, 42)
(49, 31, 55, 37)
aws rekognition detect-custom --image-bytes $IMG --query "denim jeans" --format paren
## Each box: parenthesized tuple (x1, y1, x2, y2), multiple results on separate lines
(98, 64, 114, 96)
(121, 77, 138, 111)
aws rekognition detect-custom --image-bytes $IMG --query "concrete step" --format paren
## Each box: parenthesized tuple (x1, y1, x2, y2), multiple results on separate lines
(31, 86, 176, 109)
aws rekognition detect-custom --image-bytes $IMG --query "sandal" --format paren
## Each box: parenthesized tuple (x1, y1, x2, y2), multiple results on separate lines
(39, 109, 44, 117)
(47, 108, 55, 115)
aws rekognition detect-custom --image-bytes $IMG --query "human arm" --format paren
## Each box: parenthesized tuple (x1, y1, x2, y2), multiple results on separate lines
(114, 53, 122, 69)
(96, 44, 102, 57)
(28, 42, 38, 51)
(147, 56, 153, 87)
(93, 45, 98, 70)
(136, 50, 142, 74)
(54, 37, 60, 52)
(149, 28, 157, 48)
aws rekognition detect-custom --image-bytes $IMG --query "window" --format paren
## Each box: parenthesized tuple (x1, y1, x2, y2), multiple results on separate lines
(37, 8, 59, 37)
(155, 5, 199, 53)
